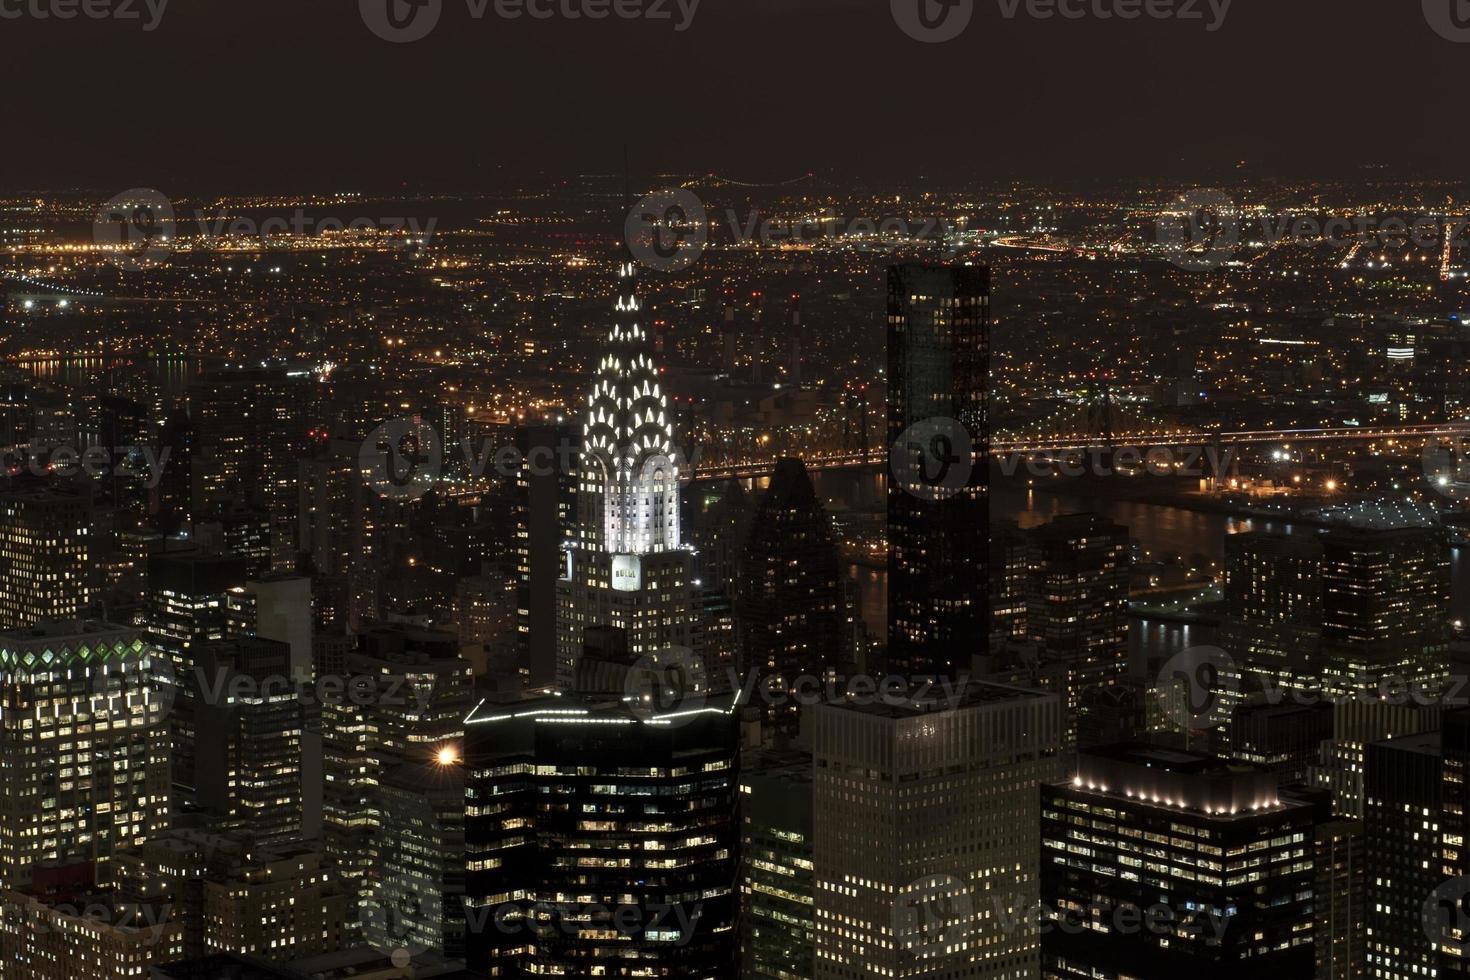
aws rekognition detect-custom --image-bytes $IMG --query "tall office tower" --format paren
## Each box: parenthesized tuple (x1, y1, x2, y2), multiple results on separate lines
(0, 487, 92, 630)
(226, 574, 314, 677)
(1228, 697, 1333, 783)
(886, 263, 988, 680)
(739, 750, 814, 980)
(693, 585, 738, 682)
(989, 519, 1029, 645)
(191, 366, 310, 573)
(463, 691, 741, 978)
(454, 562, 518, 675)
(1318, 523, 1451, 698)
(1315, 818, 1365, 980)
(320, 625, 474, 938)
(194, 504, 273, 579)
(1040, 744, 1320, 979)
(1438, 708, 1470, 976)
(813, 683, 1062, 980)
(156, 409, 201, 530)
(738, 458, 843, 733)
(193, 638, 304, 844)
(1025, 513, 1129, 746)
(1311, 699, 1442, 819)
(370, 758, 466, 960)
(689, 478, 755, 595)
(0, 622, 170, 889)
(226, 573, 319, 837)
(299, 439, 381, 633)
(1364, 731, 1442, 979)
(1219, 531, 1324, 695)
(514, 423, 578, 686)
(0, 866, 183, 980)
(145, 549, 247, 801)
(556, 262, 694, 687)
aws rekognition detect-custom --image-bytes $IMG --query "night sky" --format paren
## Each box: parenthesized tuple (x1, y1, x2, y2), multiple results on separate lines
(4, 0, 1467, 191)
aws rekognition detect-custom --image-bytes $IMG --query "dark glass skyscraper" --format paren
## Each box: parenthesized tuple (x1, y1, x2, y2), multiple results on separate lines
(738, 457, 843, 733)
(886, 263, 988, 679)
(1041, 744, 1321, 979)
(463, 692, 740, 978)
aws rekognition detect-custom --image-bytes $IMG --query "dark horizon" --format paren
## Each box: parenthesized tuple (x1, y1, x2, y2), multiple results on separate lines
(3, 0, 1467, 190)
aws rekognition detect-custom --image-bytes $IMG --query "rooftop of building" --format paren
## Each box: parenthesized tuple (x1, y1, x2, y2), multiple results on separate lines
(151, 953, 300, 980)
(1083, 742, 1253, 776)
(820, 678, 1053, 718)
(464, 688, 739, 727)
(740, 747, 813, 784)
(0, 619, 132, 643)
(1376, 730, 1442, 756)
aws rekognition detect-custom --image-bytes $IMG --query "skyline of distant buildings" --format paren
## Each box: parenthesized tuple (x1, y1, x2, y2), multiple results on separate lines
(1, 216, 1470, 980)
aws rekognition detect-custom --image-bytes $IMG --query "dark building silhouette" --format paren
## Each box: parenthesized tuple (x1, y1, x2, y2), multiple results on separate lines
(885, 263, 988, 679)
(1365, 731, 1443, 978)
(1026, 512, 1130, 746)
(738, 457, 843, 733)
(514, 423, 577, 686)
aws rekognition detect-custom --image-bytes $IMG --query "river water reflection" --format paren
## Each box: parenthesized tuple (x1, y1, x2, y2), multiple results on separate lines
(799, 469, 1470, 668)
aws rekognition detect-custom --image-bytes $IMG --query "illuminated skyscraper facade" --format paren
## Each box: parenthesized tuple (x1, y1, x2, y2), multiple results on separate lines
(557, 261, 693, 686)
(813, 683, 1062, 980)
(463, 691, 740, 978)
(1041, 744, 1320, 979)
(0, 488, 92, 631)
(0, 622, 170, 889)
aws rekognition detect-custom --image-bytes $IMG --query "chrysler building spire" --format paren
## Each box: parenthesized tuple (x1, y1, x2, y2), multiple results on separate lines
(580, 260, 681, 555)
